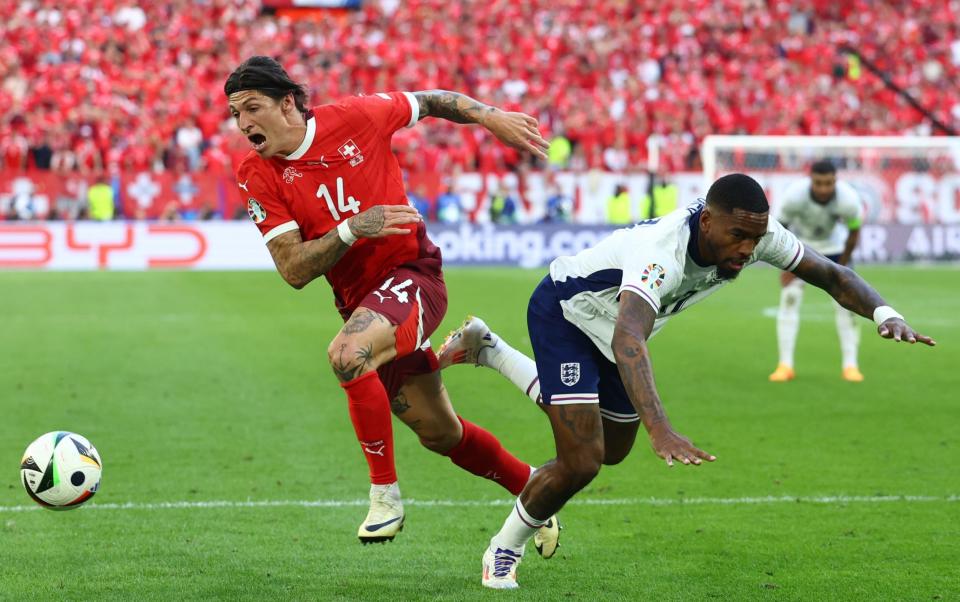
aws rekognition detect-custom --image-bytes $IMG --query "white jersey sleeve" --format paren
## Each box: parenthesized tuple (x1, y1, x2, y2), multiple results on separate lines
(756, 218, 805, 271)
(619, 255, 682, 314)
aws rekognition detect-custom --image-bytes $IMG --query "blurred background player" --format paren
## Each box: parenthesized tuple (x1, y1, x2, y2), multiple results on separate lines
(770, 160, 865, 382)
(440, 174, 934, 589)
(224, 57, 559, 548)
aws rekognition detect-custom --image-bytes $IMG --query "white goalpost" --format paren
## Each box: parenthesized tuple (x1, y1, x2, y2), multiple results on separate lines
(700, 135, 960, 225)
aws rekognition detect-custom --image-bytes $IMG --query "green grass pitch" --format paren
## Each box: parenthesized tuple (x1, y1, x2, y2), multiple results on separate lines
(1, 266, 957, 600)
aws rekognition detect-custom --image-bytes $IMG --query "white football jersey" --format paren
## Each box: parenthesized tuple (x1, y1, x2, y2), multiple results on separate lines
(549, 202, 804, 362)
(777, 178, 863, 256)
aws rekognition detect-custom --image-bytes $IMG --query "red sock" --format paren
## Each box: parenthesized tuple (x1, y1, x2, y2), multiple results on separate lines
(444, 416, 531, 495)
(341, 372, 397, 485)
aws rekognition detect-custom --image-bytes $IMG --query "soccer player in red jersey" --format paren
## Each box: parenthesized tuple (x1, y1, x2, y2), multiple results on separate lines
(224, 56, 559, 551)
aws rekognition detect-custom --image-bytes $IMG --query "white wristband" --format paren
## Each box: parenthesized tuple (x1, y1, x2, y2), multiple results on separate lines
(873, 305, 903, 326)
(337, 220, 358, 246)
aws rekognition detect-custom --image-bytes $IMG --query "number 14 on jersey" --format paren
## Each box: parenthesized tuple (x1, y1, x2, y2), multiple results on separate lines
(317, 177, 361, 221)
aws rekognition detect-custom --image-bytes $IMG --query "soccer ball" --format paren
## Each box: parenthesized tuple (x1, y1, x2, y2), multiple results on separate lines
(20, 431, 102, 510)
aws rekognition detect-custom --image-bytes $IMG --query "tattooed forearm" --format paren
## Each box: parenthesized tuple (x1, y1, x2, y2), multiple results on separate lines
(348, 207, 385, 238)
(613, 292, 670, 431)
(331, 343, 375, 382)
(615, 340, 668, 428)
(795, 252, 885, 319)
(267, 228, 350, 289)
(414, 90, 497, 125)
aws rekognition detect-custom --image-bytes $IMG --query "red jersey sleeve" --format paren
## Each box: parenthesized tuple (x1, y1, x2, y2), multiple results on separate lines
(344, 92, 420, 137)
(236, 156, 299, 243)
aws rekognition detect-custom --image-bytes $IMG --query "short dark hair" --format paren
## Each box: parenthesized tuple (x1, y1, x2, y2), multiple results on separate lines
(705, 173, 769, 214)
(810, 160, 837, 175)
(224, 56, 308, 113)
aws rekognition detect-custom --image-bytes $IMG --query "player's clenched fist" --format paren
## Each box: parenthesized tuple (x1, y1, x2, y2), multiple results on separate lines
(347, 204, 422, 239)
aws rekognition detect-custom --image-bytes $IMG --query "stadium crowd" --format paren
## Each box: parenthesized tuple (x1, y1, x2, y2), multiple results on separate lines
(1, 0, 958, 180)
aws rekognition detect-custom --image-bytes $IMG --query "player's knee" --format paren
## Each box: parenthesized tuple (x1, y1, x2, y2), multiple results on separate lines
(780, 280, 804, 307)
(326, 335, 380, 380)
(603, 444, 632, 466)
(415, 414, 462, 454)
(417, 430, 460, 454)
(558, 450, 603, 492)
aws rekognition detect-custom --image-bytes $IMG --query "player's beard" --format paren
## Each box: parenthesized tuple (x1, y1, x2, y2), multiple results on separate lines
(716, 265, 741, 280)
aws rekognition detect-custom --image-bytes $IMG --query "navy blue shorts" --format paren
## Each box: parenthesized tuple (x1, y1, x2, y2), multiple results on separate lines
(527, 276, 639, 423)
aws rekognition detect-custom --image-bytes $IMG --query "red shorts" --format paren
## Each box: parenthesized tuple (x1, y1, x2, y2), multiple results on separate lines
(347, 261, 448, 399)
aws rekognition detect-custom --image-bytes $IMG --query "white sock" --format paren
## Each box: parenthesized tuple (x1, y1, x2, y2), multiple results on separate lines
(490, 498, 544, 552)
(776, 281, 803, 368)
(481, 336, 541, 403)
(834, 302, 860, 369)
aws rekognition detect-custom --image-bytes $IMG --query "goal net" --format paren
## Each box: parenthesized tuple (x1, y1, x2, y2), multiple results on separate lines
(701, 136, 960, 225)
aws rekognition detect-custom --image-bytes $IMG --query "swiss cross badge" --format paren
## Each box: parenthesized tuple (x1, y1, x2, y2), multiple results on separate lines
(338, 139, 364, 167)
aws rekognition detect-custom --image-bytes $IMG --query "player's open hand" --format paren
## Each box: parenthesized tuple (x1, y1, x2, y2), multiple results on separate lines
(877, 318, 936, 346)
(348, 205, 421, 239)
(484, 111, 549, 160)
(648, 424, 716, 467)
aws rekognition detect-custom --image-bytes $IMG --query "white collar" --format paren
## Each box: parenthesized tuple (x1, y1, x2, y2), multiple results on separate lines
(284, 116, 316, 160)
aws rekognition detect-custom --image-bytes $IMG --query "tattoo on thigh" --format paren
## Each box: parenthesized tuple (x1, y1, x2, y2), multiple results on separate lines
(556, 406, 602, 444)
(391, 392, 411, 415)
(342, 310, 385, 335)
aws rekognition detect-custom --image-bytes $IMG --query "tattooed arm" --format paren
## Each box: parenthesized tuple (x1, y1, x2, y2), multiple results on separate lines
(613, 291, 716, 466)
(792, 245, 935, 345)
(266, 205, 421, 289)
(413, 90, 549, 159)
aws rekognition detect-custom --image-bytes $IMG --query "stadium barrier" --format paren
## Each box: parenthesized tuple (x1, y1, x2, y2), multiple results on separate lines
(3, 166, 960, 225)
(1, 222, 957, 270)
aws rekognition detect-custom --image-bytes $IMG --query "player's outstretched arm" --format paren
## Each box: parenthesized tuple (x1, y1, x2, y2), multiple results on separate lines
(792, 245, 936, 346)
(266, 205, 421, 289)
(838, 227, 860, 266)
(612, 291, 716, 467)
(413, 90, 548, 159)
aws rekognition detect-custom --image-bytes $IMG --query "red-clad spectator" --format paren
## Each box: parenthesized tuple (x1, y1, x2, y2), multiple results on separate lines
(0, 0, 956, 178)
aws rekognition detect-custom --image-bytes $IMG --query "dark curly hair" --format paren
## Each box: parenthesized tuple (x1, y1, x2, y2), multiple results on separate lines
(224, 56, 308, 114)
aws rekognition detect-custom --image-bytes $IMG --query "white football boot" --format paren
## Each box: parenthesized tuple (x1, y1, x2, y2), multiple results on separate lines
(357, 482, 404, 544)
(533, 515, 561, 559)
(481, 545, 523, 589)
(438, 315, 498, 368)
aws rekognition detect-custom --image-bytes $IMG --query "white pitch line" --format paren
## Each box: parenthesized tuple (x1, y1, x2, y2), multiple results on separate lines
(0, 494, 956, 514)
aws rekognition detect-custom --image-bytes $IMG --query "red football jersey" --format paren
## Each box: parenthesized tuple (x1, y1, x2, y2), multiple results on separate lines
(237, 92, 441, 314)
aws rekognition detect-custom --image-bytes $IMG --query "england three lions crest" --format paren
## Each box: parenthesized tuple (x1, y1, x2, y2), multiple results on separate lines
(560, 363, 580, 386)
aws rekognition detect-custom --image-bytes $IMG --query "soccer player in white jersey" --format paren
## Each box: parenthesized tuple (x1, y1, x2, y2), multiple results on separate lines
(770, 160, 865, 382)
(438, 174, 935, 590)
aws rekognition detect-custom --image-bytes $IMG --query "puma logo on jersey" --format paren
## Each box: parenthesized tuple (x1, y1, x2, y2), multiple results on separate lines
(238, 179, 249, 192)
(305, 155, 329, 168)
(282, 166, 303, 184)
(372, 291, 391, 303)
